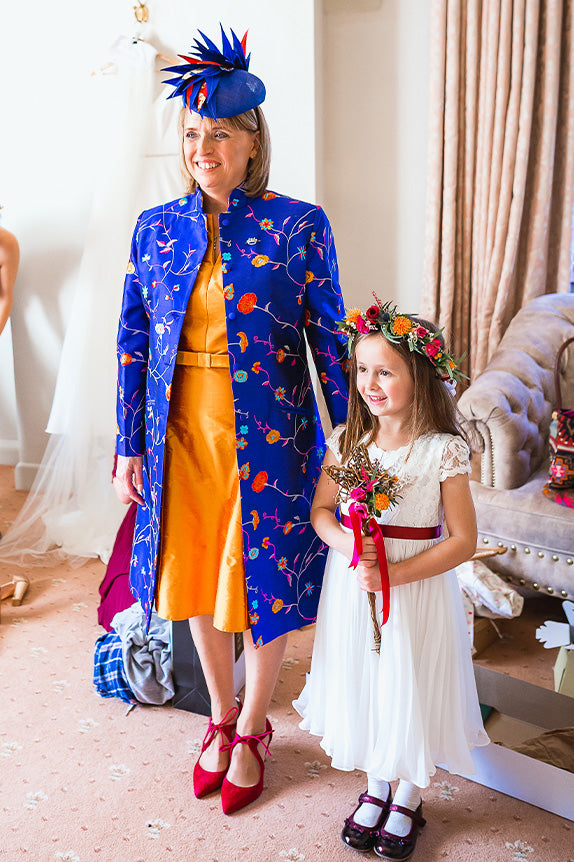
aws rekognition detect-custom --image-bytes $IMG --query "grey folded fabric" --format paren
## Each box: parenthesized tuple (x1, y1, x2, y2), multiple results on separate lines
(111, 602, 174, 704)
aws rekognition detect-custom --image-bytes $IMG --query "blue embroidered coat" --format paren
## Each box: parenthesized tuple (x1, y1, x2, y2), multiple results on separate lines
(116, 186, 348, 645)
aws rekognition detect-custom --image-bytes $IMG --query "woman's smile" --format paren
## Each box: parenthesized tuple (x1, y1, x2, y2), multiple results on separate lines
(195, 160, 221, 171)
(183, 111, 259, 211)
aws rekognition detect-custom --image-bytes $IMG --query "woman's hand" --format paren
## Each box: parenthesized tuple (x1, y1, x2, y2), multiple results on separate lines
(115, 455, 145, 505)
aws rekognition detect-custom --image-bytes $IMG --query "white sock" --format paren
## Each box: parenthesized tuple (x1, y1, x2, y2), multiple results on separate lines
(353, 776, 391, 828)
(384, 780, 421, 838)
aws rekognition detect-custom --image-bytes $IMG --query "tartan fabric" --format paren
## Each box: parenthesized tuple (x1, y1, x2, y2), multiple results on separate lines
(93, 631, 135, 704)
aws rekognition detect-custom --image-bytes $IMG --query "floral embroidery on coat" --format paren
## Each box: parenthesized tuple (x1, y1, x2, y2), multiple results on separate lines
(117, 187, 348, 644)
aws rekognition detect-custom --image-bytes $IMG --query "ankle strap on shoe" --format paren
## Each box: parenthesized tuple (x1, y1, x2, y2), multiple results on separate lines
(221, 725, 274, 757)
(358, 791, 390, 808)
(387, 803, 426, 827)
(204, 702, 240, 747)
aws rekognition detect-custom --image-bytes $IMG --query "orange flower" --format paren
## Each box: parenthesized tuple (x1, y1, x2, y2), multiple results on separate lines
(262, 191, 277, 200)
(304, 309, 311, 327)
(283, 521, 293, 534)
(272, 599, 284, 614)
(276, 349, 286, 363)
(392, 316, 413, 336)
(320, 372, 327, 383)
(237, 292, 257, 314)
(266, 430, 280, 444)
(346, 308, 364, 325)
(165, 384, 171, 401)
(126, 261, 135, 275)
(305, 270, 314, 283)
(239, 463, 251, 480)
(223, 283, 234, 300)
(252, 255, 270, 268)
(251, 510, 260, 529)
(238, 331, 248, 352)
(252, 471, 268, 493)
(262, 537, 270, 549)
(120, 353, 132, 365)
(252, 361, 261, 374)
(376, 493, 390, 510)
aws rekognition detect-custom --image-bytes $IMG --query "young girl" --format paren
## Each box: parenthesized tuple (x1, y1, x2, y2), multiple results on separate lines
(294, 302, 489, 860)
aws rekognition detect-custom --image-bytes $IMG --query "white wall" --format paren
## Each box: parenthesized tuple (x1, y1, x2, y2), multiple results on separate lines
(0, 0, 431, 481)
(321, 0, 430, 311)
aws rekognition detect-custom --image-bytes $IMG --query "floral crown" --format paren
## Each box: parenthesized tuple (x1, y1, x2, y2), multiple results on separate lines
(338, 297, 466, 383)
(163, 25, 266, 119)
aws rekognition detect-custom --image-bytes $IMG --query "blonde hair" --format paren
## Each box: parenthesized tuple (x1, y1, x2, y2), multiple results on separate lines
(178, 105, 271, 199)
(339, 322, 470, 463)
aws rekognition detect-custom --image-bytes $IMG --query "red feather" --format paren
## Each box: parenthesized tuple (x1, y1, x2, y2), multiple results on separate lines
(178, 54, 224, 67)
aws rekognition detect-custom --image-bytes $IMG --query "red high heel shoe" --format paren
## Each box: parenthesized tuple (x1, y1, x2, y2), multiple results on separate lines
(219, 719, 274, 814)
(193, 700, 241, 799)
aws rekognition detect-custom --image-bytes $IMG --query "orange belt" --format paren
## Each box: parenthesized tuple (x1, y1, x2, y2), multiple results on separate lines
(176, 350, 230, 368)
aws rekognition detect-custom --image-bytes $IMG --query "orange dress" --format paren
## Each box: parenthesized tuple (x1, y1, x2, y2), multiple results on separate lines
(155, 215, 248, 631)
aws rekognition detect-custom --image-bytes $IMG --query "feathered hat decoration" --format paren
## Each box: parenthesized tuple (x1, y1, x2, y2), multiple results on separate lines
(163, 25, 266, 119)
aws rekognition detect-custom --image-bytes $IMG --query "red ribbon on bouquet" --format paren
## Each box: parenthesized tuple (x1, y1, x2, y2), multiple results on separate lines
(341, 507, 442, 627)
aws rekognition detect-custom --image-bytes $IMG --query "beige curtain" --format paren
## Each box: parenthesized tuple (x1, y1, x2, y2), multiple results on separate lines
(422, 0, 574, 380)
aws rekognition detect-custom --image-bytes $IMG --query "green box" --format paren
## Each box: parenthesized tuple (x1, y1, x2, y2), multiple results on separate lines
(554, 647, 574, 697)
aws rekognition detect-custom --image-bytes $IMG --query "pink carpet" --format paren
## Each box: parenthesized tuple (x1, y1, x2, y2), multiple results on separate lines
(1, 465, 573, 862)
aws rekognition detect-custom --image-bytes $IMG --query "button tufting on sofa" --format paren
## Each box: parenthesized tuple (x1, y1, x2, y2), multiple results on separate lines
(459, 293, 574, 600)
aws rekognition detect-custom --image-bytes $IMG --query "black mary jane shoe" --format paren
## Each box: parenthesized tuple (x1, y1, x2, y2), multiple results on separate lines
(374, 802, 426, 861)
(341, 789, 392, 853)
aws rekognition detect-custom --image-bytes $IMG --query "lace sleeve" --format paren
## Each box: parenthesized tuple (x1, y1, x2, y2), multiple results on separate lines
(326, 424, 346, 462)
(439, 436, 471, 482)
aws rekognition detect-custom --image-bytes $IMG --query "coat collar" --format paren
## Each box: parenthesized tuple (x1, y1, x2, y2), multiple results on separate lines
(191, 184, 249, 215)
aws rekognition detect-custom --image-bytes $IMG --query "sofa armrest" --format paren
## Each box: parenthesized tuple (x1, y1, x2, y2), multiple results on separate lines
(458, 358, 551, 490)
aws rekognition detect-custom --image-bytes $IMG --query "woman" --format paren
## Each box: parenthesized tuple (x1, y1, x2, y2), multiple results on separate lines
(115, 27, 348, 815)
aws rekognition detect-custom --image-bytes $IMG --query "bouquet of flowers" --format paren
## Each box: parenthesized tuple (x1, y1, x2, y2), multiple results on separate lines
(323, 444, 401, 652)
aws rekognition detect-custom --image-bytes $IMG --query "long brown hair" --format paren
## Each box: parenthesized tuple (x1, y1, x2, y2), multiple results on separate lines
(339, 320, 469, 462)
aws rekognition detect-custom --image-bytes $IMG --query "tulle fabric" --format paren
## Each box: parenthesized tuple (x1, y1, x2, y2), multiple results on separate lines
(0, 37, 181, 566)
(293, 431, 489, 788)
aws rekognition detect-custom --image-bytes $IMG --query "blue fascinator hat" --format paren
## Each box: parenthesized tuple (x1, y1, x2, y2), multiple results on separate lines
(163, 25, 266, 119)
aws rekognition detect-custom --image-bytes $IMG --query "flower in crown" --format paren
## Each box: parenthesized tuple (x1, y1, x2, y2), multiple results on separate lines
(163, 25, 266, 119)
(337, 295, 467, 382)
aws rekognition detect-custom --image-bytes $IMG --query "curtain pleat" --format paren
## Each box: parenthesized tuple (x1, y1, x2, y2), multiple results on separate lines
(422, 0, 574, 381)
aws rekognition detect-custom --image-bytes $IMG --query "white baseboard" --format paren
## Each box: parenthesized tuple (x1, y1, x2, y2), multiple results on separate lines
(14, 461, 40, 490)
(0, 439, 19, 467)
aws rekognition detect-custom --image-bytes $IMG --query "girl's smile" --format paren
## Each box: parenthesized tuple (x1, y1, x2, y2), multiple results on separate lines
(355, 335, 414, 428)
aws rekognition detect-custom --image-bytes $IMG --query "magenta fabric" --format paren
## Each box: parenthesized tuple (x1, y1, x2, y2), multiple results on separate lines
(97, 502, 137, 631)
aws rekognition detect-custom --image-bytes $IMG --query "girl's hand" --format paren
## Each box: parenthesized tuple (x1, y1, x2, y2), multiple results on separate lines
(115, 455, 145, 505)
(356, 538, 381, 591)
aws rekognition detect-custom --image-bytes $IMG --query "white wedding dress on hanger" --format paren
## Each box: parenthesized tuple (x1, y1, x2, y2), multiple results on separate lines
(0, 36, 181, 565)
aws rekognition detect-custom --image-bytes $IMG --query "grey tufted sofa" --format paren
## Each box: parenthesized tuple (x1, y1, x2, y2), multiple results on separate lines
(458, 292, 574, 600)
